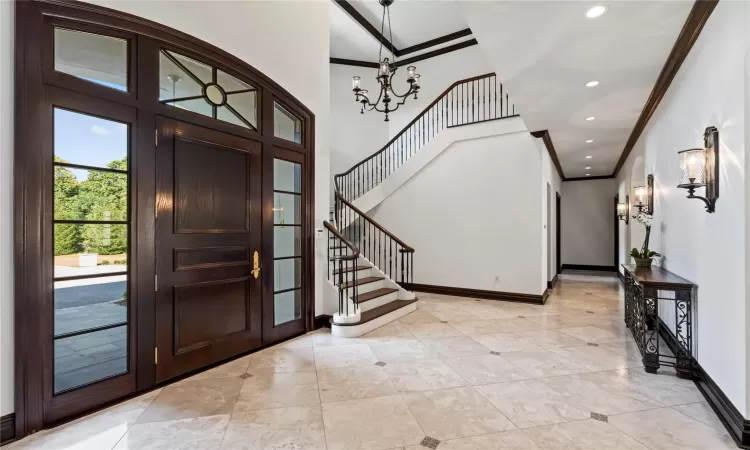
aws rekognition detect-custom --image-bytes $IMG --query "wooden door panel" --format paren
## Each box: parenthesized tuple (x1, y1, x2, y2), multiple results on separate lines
(174, 246, 250, 271)
(155, 117, 262, 382)
(174, 136, 250, 234)
(174, 277, 250, 354)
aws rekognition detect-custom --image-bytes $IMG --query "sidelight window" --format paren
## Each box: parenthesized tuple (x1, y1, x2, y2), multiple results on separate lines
(159, 49, 258, 130)
(273, 158, 303, 325)
(52, 108, 130, 393)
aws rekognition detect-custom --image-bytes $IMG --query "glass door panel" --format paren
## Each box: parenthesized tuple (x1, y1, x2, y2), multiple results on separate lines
(272, 158, 303, 326)
(52, 107, 130, 393)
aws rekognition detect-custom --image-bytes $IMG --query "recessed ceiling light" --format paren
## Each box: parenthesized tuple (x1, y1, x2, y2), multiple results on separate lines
(585, 166, 592, 170)
(585, 81, 599, 87)
(585, 155, 593, 159)
(586, 5, 607, 18)
(586, 173, 591, 176)
(586, 116, 596, 121)
(586, 139, 594, 143)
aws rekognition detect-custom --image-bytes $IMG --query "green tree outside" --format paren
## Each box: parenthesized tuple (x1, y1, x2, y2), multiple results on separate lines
(53, 157, 128, 256)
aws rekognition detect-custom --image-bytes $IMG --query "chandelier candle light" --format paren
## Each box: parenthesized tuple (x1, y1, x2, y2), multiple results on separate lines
(351, 0, 421, 122)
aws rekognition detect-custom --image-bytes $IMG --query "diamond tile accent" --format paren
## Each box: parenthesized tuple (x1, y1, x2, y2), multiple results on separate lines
(591, 412, 608, 422)
(441, 321, 449, 324)
(374, 361, 387, 367)
(586, 310, 595, 314)
(239, 373, 253, 379)
(421, 436, 441, 449)
(585, 292, 593, 295)
(517, 315, 526, 318)
(587, 343, 599, 346)
(490, 351, 502, 356)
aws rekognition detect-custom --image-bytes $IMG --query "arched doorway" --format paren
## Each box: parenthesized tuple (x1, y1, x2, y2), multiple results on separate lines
(14, 0, 315, 436)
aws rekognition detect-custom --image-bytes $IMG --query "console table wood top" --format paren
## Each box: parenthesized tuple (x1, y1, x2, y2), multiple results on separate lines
(622, 264, 694, 290)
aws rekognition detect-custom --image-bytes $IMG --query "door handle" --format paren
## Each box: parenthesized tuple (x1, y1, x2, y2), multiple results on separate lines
(252, 250, 261, 279)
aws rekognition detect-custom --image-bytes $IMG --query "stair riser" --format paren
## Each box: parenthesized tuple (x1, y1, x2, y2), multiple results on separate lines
(331, 301, 418, 338)
(356, 291, 399, 312)
(342, 279, 384, 295)
(329, 268, 372, 280)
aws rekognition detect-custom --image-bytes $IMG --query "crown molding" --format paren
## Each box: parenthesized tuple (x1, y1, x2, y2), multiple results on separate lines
(563, 175, 615, 182)
(612, 0, 718, 176)
(330, 38, 478, 68)
(531, 130, 564, 180)
(333, 0, 474, 59)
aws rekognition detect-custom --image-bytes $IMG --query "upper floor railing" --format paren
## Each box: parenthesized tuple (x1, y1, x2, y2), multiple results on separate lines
(334, 73, 516, 203)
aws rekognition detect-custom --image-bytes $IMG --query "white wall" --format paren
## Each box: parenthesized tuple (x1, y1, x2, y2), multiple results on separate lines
(330, 64, 389, 180)
(561, 179, 616, 267)
(0, 0, 14, 418)
(368, 127, 544, 296)
(0, 0, 331, 415)
(616, 0, 749, 415)
(540, 139, 562, 286)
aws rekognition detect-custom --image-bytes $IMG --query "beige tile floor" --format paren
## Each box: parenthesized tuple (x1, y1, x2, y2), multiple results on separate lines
(9, 276, 738, 450)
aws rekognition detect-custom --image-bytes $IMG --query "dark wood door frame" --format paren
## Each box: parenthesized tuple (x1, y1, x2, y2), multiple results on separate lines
(555, 192, 561, 275)
(14, 0, 316, 438)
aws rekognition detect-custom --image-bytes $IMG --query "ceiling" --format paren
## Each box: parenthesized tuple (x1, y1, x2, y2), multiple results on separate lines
(331, 0, 695, 179)
(459, 1, 694, 178)
(329, 0, 473, 62)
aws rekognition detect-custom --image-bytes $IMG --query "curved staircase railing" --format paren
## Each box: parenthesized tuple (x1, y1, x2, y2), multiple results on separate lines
(328, 72, 516, 320)
(324, 220, 361, 317)
(334, 73, 516, 202)
(334, 192, 414, 285)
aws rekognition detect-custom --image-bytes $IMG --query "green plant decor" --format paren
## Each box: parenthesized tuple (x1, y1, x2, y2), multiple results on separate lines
(632, 212, 661, 267)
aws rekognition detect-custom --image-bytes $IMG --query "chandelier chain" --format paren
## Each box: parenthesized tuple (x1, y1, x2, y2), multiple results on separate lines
(378, 4, 386, 64)
(387, 5, 394, 64)
(350, 0, 419, 121)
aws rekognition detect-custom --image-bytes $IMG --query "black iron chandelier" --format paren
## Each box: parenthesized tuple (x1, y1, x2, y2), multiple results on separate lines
(351, 0, 421, 122)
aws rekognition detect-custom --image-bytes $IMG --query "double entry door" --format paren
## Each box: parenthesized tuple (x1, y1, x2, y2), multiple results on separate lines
(154, 117, 306, 382)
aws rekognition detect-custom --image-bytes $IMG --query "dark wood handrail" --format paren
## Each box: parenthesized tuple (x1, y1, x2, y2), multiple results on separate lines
(335, 192, 415, 252)
(323, 221, 360, 260)
(335, 72, 497, 180)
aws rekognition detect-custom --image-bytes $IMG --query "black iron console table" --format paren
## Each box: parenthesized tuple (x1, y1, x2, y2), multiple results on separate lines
(622, 264, 696, 379)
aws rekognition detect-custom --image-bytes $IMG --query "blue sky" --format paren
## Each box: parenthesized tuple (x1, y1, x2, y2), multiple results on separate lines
(54, 108, 128, 181)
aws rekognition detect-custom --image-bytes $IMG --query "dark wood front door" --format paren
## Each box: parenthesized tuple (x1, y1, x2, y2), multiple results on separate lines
(154, 117, 263, 382)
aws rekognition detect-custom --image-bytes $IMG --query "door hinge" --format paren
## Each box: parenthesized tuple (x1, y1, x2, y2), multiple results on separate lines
(155, 129, 158, 147)
(154, 347, 158, 365)
(155, 274, 158, 292)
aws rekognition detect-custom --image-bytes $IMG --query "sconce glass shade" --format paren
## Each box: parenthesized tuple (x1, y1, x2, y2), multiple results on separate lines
(617, 202, 628, 218)
(413, 74, 420, 87)
(633, 186, 647, 207)
(678, 147, 708, 188)
(352, 76, 361, 90)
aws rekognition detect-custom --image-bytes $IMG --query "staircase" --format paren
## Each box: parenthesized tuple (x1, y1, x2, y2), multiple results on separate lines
(325, 72, 515, 337)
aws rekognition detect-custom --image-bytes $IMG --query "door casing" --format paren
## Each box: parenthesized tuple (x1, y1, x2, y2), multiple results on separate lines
(14, 0, 316, 437)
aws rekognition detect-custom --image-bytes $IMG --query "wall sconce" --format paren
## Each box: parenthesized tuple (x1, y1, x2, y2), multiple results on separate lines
(617, 195, 629, 224)
(677, 126, 719, 213)
(632, 174, 654, 217)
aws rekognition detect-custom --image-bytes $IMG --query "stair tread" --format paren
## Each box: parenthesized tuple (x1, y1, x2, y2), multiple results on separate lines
(332, 265, 371, 274)
(340, 276, 384, 289)
(332, 299, 418, 326)
(356, 287, 399, 303)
